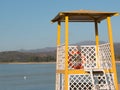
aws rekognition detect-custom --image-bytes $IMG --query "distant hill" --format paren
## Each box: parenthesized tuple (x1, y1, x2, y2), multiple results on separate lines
(114, 43, 120, 56)
(75, 41, 106, 45)
(18, 47, 56, 53)
(18, 41, 106, 53)
(0, 41, 120, 62)
(18, 41, 120, 55)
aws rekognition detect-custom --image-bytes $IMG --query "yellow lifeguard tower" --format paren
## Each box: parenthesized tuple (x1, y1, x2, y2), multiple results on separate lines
(51, 10, 119, 90)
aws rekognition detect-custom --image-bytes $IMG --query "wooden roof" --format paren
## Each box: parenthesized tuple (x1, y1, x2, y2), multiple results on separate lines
(51, 10, 119, 23)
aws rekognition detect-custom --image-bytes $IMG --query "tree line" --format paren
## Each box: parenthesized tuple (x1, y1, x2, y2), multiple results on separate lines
(0, 51, 56, 63)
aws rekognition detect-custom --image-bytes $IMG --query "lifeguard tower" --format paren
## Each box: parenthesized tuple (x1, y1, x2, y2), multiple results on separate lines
(51, 10, 119, 90)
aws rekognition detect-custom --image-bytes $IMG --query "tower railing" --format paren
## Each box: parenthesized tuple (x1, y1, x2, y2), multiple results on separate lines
(57, 44, 65, 70)
(56, 43, 115, 89)
(68, 45, 97, 70)
(57, 43, 112, 70)
(99, 43, 112, 69)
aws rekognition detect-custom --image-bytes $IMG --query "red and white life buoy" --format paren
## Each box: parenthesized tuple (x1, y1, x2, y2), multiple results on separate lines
(68, 49, 85, 69)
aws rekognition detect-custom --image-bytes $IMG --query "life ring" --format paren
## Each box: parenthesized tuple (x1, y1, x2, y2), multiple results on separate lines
(68, 49, 85, 69)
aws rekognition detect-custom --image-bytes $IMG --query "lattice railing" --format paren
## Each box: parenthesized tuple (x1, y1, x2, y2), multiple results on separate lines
(99, 43, 112, 69)
(56, 44, 114, 90)
(106, 73, 115, 89)
(80, 45, 97, 69)
(56, 73, 64, 90)
(68, 45, 97, 70)
(68, 46, 84, 69)
(68, 73, 114, 90)
(57, 45, 65, 70)
(56, 43, 114, 90)
(69, 74, 93, 90)
(56, 73, 60, 90)
(57, 43, 112, 70)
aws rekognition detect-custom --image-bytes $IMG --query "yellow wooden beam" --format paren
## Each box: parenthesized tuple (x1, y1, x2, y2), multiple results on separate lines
(106, 16, 119, 90)
(68, 70, 88, 74)
(64, 15, 69, 90)
(56, 70, 65, 74)
(114, 13, 119, 16)
(67, 69, 113, 74)
(104, 69, 113, 73)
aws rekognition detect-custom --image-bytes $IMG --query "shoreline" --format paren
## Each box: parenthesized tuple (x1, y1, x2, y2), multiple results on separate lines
(0, 61, 120, 64)
(0, 62, 56, 64)
(116, 61, 120, 63)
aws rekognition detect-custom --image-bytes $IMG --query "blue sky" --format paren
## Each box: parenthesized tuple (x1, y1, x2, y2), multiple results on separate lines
(0, 0, 120, 51)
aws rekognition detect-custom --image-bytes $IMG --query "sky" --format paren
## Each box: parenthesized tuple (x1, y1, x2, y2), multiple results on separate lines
(0, 0, 120, 51)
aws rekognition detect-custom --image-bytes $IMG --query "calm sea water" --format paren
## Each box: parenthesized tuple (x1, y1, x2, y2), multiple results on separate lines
(0, 63, 120, 90)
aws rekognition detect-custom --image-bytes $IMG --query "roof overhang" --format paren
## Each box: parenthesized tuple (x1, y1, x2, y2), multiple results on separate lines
(51, 10, 119, 23)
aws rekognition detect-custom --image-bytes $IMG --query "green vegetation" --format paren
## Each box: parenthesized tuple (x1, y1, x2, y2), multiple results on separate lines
(0, 51, 56, 63)
(29, 56, 55, 62)
(116, 55, 120, 61)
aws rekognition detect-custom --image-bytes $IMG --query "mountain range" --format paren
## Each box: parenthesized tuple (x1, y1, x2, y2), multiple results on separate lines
(0, 41, 120, 62)
(18, 41, 120, 54)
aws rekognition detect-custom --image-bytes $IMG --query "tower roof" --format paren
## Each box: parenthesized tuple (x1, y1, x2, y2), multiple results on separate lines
(51, 10, 119, 23)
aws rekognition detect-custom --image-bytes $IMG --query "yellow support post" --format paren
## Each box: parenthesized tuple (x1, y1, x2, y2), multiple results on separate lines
(56, 21, 61, 90)
(57, 21, 61, 46)
(106, 16, 119, 90)
(94, 21, 100, 68)
(64, 16, 69, 90)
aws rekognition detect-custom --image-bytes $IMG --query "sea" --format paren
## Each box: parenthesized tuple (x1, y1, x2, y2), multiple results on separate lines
(0, 63, 120, 90)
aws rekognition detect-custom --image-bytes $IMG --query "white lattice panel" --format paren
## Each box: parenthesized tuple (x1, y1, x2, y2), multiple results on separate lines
(56, 73, 64, 90)
(68, 45, 97, 70)
(56, 73, 60, 90)
(99, 43, 112, 69)
(57, 43, 112, 70)
(106, 73, 115, 89)
(80, 45, 97, 69)
(69, 74, 93, 90)
(57, 45, 65, 70)
(68, 44, 112, 70)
